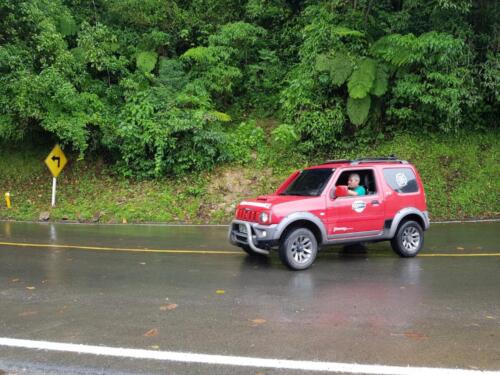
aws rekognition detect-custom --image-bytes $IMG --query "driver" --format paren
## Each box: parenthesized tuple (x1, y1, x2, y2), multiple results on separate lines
(347, 173, 366, 196)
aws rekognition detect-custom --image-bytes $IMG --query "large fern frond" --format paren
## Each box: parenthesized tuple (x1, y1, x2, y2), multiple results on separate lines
(347, 96, 371, 125)
(370, 63, 389, 97)
(332, 27, 364, 38)
(371, 35, 415, 67)
(330, 53, 353, 86)
(347, 58, 376, 99)
(208, 111, 232, 122)
(181, 46, 218, 64)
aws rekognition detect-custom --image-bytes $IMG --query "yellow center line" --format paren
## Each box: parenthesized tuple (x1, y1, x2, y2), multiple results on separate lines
(0, 241, 498, 257)
(0, 241, 242, 255)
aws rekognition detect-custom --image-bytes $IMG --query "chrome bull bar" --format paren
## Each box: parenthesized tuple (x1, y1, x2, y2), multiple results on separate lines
(228, 220, 270, 255)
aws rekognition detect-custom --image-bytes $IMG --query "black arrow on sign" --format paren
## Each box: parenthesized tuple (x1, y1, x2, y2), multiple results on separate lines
(51, 155, 61, 168)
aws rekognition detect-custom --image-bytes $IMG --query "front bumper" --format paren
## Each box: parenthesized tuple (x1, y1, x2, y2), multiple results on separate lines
(228, 220, 279, 255)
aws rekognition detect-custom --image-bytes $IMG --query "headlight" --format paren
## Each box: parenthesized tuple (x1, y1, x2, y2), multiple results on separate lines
(259, 212, 270, 224)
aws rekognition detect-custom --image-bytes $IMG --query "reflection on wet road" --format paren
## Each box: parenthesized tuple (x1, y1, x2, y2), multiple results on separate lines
(0, 221, 499, 374)
(0, 220, 499, 255)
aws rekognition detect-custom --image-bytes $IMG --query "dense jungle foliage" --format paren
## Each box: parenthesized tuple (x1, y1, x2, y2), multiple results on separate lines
(0, 0, 498, 178)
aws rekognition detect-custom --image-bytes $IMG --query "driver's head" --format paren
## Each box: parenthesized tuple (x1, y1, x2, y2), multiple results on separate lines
(348, 173, 360, 188)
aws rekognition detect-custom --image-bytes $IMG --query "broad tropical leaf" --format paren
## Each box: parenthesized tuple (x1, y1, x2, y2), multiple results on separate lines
(330, 53, 353, 86)
(347, 96, 371, 125)
(315, 54, 331, 72)
(347, 59, 376, 99)
(137, 51, 158, 73)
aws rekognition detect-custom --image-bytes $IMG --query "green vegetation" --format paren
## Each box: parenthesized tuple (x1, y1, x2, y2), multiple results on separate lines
(0, 1, 498, 222)
(0, 131, 498, 223)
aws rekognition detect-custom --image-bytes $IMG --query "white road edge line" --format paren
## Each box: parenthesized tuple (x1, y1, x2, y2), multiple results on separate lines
(0, 338, 498, 375)
(431, 219, 500, 224)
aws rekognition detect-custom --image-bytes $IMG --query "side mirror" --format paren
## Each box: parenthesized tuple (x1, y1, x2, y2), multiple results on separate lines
(331, 185, 348, 199)
(330, 188, 336, 200)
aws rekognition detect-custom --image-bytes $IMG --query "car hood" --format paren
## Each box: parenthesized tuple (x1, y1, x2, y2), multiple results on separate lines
(239, 194, 316, 209)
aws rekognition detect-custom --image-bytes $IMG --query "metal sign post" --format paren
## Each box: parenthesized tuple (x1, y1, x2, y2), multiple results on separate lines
(44, 145, 68, 207)
(51, 177, 57, 207)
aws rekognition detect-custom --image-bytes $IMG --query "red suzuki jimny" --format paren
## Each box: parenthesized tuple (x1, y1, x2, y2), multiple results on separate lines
(229, 157, 430, 270)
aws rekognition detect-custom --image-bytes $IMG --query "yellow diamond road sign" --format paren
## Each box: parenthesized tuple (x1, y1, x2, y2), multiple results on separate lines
(44, 145, 68, 178)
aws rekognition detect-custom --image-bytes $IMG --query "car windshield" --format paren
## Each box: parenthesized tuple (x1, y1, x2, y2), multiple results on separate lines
(280, 168, 334, 197)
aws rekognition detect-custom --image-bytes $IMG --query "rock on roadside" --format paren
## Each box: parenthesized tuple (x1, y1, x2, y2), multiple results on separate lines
(39, 211, 50, 221)
(92, 211, 102, 223)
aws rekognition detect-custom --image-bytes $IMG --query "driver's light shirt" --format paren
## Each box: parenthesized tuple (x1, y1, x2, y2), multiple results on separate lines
(352, 186, 366, 196)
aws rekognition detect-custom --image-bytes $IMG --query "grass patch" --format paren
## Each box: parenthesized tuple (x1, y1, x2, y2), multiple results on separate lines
(370, 132, 499, 219)
(0, 131, 498, 223)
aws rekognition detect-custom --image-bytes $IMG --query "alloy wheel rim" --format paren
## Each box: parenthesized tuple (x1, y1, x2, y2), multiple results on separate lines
(402, 226, 420, 252)
(290, 235, 313, 263)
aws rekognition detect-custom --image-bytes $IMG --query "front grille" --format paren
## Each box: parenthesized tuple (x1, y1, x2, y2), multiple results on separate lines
(231, 223, 251, 245)
(236, 208, 259, 222)
(235, 233, 248, 243)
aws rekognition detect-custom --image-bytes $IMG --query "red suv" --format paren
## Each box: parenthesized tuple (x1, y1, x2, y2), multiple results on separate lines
(229, 157, 430, 270)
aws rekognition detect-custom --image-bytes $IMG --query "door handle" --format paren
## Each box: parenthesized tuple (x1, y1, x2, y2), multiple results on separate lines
(371, 200, 380, 205)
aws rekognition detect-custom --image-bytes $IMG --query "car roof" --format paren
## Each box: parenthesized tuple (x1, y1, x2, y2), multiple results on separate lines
(306, 157, 411, 169)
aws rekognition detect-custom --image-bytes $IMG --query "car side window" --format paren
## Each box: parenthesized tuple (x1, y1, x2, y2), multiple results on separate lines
(383, 168, 419, 193)
(335, 169, 377, 196)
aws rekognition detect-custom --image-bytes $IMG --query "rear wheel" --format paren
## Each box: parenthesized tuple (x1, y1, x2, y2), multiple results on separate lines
(279, 228, 318, 270)
(391, 220, 424, 257)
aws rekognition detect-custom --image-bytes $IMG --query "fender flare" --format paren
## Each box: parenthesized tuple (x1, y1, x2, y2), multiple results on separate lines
(388, 208, 429, 238)
(274, 212, 327, 244)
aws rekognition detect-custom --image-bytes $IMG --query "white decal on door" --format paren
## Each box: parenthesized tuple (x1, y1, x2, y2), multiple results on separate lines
(352, 200, 366, 213)
(333, 227, 353, 232)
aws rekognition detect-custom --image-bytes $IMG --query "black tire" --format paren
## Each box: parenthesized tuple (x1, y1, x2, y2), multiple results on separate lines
(391, 220, 424, 257)
(279, 228, 318, 270)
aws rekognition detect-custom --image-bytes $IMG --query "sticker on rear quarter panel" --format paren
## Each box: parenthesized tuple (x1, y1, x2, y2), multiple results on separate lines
(352, 200, 366, 213)
(395, 172, 408, 187)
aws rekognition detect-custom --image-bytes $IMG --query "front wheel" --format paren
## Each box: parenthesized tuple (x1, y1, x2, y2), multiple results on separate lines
(279, 228, 318, 270)
(391, 220, 424, 257)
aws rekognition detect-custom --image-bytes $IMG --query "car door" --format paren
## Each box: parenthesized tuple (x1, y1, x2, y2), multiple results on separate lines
(325, 168, 385, 239)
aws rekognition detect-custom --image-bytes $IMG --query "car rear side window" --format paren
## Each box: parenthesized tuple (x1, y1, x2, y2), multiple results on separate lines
(383, 168, 419, 193)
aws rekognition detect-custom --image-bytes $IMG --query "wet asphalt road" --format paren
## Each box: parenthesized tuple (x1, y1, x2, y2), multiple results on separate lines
(0, 221, 499, 374)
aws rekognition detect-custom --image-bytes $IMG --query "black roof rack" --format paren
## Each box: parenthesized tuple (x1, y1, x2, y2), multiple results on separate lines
(356, 156, 398, 161)
(322, 156, 408, 165)
(350, 156, 408, 165)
